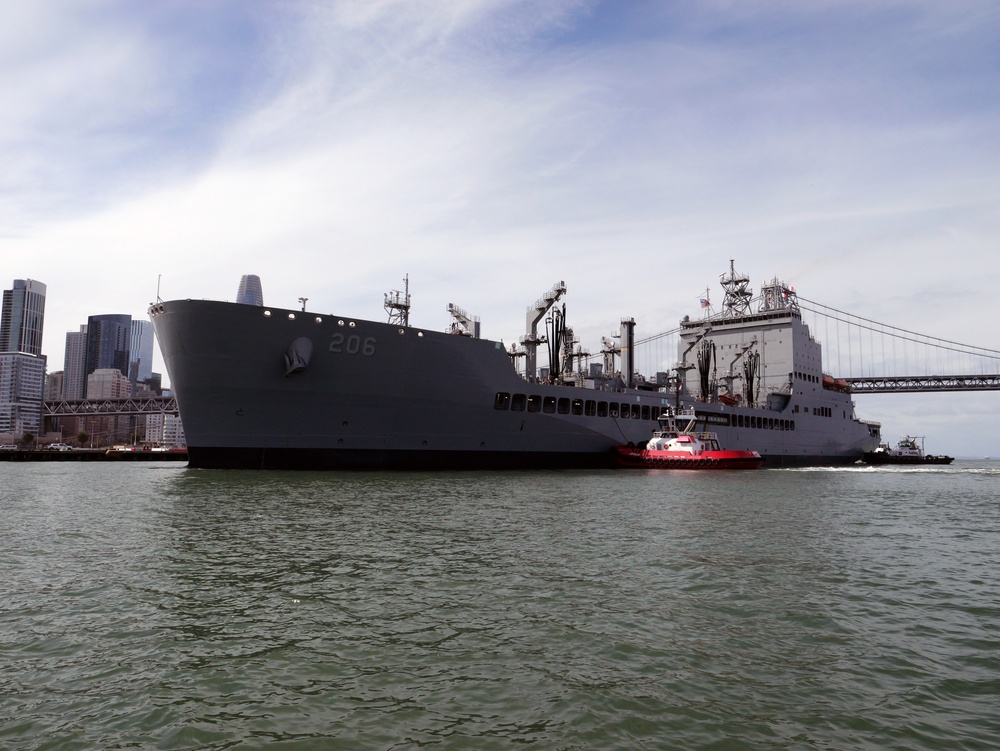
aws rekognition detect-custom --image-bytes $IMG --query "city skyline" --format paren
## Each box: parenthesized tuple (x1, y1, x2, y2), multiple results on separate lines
(0, 274, 176, 445)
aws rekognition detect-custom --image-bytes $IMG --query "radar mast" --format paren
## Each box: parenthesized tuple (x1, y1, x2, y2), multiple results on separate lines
(720, 259, 753, 317)
(384, 275, 411, 327)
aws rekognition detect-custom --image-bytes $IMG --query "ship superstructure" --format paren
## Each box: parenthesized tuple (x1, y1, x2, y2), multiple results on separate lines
(149, 264, 880, 469)
(672, 262, 879, 463)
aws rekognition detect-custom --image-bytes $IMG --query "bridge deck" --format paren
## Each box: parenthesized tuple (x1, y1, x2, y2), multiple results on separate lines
(843, 375, 1000, 393)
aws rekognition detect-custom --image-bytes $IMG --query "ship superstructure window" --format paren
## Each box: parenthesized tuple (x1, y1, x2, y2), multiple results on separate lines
(492, 392, 668, 423)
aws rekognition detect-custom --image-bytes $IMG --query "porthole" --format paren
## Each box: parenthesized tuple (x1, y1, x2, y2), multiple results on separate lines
(349, 321, 356, 327)
(314, 317, 323, 323)
(288, 313, 296, 320)
(263, 310, 272, 317)
(417, 332, 424, 337)
(338, 320, 345, 326)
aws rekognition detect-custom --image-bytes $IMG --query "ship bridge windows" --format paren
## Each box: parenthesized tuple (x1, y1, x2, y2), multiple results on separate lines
(543, 396, 557, 413)
(597, 401, 608, 417)
(494, 392, 511, 410)
(557, 398, 571, 414)
(572, 399, 584, 416)
(511, 393, 526, 411)
(585, 400, 596, 416)
(527, 395, 541, 413)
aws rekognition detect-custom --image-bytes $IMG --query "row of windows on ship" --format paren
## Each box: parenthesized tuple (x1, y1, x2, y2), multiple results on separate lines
(493, 392, 802, 431)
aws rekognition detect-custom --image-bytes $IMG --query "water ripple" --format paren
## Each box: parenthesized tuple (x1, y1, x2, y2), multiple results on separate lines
(1, 463, 999, 749)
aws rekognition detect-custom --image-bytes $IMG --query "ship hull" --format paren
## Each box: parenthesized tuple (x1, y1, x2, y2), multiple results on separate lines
(614, 446, 764, 470)
(861, 453, 954, 466)
(150, 299, 879, 470)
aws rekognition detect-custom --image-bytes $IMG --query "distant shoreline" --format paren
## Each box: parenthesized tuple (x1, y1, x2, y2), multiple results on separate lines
(0, 449, 187, 462)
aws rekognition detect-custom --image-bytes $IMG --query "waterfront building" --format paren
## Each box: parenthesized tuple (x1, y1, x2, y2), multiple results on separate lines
(0, 279, 46, 356)
(0, 353, 47, 436)
(143, 387, 185, 447)
(236, 274, 264, 306)
(83, 368, 132, 445)
(162, 414, 186, 448)
(45, 371, 64, 400)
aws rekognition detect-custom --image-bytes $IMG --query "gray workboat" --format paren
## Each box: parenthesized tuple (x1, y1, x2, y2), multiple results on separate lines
(149, 264, 881, 469)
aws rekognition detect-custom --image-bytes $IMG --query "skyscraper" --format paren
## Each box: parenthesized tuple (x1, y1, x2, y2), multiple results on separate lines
(236, 274, 264, 306)
(63, 325, 88, 400)
(0, 279, 46, 355)
(85, 314, 131, 396)
(129, 319, 155, 385)
(1, 278, 47, 436)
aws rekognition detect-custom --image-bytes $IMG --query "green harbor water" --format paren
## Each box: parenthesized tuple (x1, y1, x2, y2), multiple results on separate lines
(2, 462, 999, 750)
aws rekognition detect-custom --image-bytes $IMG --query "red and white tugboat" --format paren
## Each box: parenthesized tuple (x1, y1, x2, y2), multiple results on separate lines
(615, 409, 764, 470)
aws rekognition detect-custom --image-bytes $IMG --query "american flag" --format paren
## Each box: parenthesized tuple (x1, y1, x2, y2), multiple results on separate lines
(700, 298, 710, 308)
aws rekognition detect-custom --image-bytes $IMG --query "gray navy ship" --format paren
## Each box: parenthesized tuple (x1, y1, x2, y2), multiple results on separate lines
(149, 263, 881, 469)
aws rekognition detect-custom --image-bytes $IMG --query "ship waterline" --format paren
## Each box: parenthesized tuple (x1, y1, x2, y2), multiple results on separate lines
(150, 272, 880, 470)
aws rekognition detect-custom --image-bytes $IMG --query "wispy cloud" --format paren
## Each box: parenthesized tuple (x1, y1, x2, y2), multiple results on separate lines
(3, 0, 999, 454)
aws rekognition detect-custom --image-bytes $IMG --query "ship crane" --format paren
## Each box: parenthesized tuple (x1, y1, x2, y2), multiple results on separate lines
(522, 281, 566, 381)
(446, 303, 480, 338)
(559, 327, 590, 385)
(601, 335, 619, 379)
(721, 338, 757, 403)
(675, 323, 712, 396)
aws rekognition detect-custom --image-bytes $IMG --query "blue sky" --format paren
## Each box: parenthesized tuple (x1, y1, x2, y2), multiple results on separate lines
(3, 0, 999, 456)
